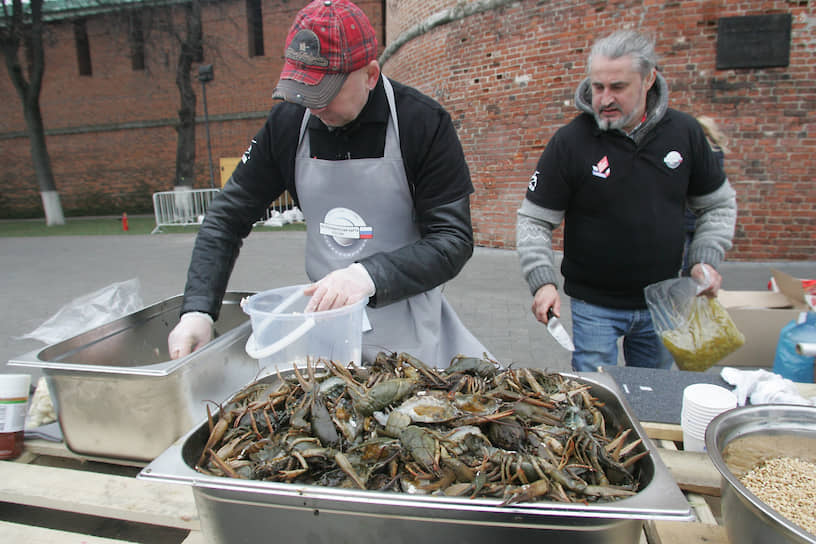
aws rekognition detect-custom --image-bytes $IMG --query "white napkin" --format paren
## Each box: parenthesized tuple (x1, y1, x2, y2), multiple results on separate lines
(720, 367, 816, 406)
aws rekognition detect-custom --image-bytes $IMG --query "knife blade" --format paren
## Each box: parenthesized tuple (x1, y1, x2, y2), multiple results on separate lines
(546, 308, 575, 352)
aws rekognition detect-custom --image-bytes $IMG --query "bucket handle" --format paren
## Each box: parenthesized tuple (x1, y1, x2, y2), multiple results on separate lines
(245, 317, 316, 360)
(241, 287, 305, 316)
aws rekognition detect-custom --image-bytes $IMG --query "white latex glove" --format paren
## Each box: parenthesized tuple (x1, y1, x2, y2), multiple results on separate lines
(303, 263, 375, 312)
(168, 311, 214, 360)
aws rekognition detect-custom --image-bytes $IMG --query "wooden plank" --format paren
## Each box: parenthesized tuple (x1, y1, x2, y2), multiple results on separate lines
(644, 520, 727, 544)
(23, 439, 147, 468)
(656, 449, 721, 496)
(656, 439, 678, 451)
(642, 421, 683, 442)
(687, 492, 718, 524)
(639, 526, 649, 543)
(0, 461, 199, 531)
(182, 532, 208, 544)
(0, 520, 135, 544)
(796, 382, 816, 397)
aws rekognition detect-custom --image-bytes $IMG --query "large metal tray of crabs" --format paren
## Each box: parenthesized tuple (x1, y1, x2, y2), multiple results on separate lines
(192, 353, 679, 508)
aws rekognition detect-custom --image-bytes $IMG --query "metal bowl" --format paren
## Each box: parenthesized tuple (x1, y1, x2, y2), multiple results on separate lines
(705, 404, 816, 544)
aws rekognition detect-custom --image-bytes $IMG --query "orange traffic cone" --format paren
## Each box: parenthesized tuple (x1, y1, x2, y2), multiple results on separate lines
(122, 212, 129, 231)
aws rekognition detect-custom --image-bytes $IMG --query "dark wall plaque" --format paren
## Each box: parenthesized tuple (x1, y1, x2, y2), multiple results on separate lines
(716, 13, 792, 70)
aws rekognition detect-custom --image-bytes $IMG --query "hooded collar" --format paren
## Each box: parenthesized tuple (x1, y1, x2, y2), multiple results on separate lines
(574, 71, 669, 144)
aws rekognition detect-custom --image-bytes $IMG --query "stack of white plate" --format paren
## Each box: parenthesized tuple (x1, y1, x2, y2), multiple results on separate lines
(681, 383, 737, 452)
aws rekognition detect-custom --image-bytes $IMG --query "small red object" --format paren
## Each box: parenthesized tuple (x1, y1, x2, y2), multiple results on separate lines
(122, 212, 129, 231)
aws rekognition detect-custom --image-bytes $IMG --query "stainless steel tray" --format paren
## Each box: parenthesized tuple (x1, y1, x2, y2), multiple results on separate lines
(139, 371, 692, 543)
(10, 292, 261, 461)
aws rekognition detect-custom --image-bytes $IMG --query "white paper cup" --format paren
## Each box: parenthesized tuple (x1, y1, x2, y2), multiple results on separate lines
(683, 384, 737, 412)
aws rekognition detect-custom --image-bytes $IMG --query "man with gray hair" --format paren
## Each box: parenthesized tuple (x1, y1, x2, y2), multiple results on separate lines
(516, 29, 737, 371)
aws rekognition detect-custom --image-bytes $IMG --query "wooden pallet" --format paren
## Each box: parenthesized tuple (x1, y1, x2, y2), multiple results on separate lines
(1, 426, 729, 544)
(1, 441, 200, 543)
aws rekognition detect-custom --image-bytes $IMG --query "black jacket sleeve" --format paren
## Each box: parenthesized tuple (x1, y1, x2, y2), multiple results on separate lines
(179, 104, 299, 320)
(358, 195, 474, 307)
(179, 180, 269, 320)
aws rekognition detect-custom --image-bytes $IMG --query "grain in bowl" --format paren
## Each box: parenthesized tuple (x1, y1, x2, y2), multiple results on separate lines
(739, 456, 816, 536)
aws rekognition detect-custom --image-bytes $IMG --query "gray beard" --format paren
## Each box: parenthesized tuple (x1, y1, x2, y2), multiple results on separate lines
(594, 109, 639, 132)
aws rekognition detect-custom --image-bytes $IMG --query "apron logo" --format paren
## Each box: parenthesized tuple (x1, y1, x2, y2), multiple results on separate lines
(320, 207, 373, 248)
(664, 150, 683, 169)
(319, 222, 374, 242)
(592, 155, 611, 179)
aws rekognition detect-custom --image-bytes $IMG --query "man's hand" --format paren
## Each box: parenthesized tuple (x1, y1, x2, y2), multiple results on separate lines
(167, 312, 214, 359)
(691, 263, 722, 296)
(531, 283, 561, 324)
(304, 263, 375, 312)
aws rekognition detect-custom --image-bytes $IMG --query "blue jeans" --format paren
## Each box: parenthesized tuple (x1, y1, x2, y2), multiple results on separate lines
(570, 298, 674, 372)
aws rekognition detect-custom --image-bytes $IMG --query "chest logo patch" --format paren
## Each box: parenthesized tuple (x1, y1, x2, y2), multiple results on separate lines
(528, 170, 539, 192)
(320, 207, 373, 247)
(664, 151, 683, 169)
(592, 156, 611, 179)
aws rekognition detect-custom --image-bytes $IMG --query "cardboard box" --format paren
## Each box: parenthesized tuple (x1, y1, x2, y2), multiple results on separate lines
(717, 269, 811, 367)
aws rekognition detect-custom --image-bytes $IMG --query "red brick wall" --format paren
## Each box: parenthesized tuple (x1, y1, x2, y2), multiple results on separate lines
(0, 0, 382, 215)
(382, 0, 816, 260)
(1, 0, 813, 261)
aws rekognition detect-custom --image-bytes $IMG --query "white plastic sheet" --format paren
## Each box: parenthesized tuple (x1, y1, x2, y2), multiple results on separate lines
(721, 367, 816, 406)
(19, 278, 143, 345)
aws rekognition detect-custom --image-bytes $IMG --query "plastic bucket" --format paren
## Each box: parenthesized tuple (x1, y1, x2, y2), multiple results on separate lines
(242, 284, 366, 371)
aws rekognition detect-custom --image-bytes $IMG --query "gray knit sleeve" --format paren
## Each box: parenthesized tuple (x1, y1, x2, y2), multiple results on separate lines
(687, 179, 738, 269)
(516, 198, 565, 295)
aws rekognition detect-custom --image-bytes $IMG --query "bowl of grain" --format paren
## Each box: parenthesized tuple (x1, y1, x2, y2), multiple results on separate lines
(706, 404, 816, 544)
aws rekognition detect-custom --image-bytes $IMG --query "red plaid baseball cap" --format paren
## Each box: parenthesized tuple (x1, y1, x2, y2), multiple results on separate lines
(273, 0, 377, 109)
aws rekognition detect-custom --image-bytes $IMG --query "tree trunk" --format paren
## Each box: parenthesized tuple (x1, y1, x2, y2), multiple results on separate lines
(174, 0, 202, 188)
(25, 97, 64, 225)
(1, 0, 64, 224)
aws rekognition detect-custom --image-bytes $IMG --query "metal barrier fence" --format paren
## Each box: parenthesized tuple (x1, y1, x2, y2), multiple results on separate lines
(151, 188, 220, 233)
(263, 191, 296, 219)
(151, 188, 297, 233)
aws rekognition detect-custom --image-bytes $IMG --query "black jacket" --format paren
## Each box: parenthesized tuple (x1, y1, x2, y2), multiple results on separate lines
(526, 109, 726, 308)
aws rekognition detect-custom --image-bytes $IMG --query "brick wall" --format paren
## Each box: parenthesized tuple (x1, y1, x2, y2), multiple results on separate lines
(0, 0, 813, 261)
(383, 0, 816, 260)
(0, 0, 382, 215)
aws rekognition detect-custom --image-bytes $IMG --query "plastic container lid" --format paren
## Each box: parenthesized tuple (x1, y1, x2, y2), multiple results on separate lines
(0, 374, 30, 398)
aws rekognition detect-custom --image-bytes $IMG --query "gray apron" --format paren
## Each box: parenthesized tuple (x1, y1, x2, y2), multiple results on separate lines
(294, 76, 489, 366)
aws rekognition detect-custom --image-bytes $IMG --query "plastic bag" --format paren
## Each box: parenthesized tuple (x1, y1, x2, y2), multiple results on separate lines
(645, 271, 745, 371)
(19, 278, 143, 345)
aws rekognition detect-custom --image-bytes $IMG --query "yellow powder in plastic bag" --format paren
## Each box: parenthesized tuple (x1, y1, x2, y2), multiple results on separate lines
(660, 297, 746, 371)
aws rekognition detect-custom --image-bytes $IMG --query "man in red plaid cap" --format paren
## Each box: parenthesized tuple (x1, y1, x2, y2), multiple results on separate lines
(169, 0, 490, 367)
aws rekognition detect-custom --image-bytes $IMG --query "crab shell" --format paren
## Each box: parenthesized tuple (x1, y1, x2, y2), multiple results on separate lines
(452, 392, 501, 416)
(394, 391, 459, 423)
